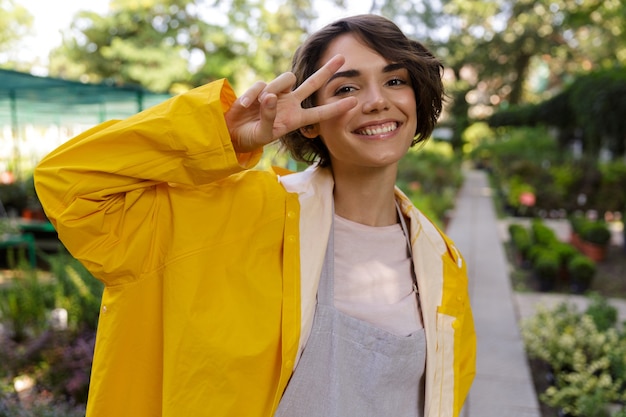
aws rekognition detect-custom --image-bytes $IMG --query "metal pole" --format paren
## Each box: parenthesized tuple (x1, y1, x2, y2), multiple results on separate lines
(137, 90, 144, 113)
(9, 89, 20, 180)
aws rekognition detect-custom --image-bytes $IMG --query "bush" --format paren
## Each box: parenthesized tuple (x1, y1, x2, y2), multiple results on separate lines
(526, 244, 545, 266)
(570, 215, 612, 246)
(533, 248, 560, 291)
(533, 249, 560, 280)
(0, 389, 85, 417)
(554, 242, 578, 267)
(476, 123, 626, 216)
(568, 254, 597, 294)
(0, 261, 55, 342)
(581, 222, 612, 246)
(531, 219, 558, 246)
(396, 143, 463, 227)
(569, 215, 587, 236)
(568, 255, 597, 280)
(508, 223, 532, 260)
(521, 297, 626, 416)
(40, 250, 103, 332)
(0, 250, 103, 409)
(585, 293, 618, 332)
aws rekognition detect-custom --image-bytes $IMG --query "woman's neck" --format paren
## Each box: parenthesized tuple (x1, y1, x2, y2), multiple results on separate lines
(331, 165, 399, 227)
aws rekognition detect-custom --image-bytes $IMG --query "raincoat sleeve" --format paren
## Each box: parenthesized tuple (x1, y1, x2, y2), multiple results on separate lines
(33, 79, 262, 285)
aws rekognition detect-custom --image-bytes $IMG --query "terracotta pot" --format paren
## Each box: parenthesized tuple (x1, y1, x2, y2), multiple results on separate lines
(580, 241, 607, 262)
(569, 232, 581, 250)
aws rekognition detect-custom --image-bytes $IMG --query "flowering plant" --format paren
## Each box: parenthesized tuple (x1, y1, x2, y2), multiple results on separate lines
(521, 298, 626, 416)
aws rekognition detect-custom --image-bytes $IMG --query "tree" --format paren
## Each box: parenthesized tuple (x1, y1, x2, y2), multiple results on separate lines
(45, 0, 626, 156)
(373, 0, 626, 154)
(48, 0, 333, 93)
(489, 68, 626, 158)
(49, 0, 222, 92)
(0, 0, 34, 70)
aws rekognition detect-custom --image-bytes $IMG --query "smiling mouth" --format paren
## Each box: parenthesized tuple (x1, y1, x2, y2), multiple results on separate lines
(354, 122, 399, 136)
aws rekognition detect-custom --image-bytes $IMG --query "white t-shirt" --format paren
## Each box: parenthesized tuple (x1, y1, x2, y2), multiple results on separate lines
(333, 214, 424, 336)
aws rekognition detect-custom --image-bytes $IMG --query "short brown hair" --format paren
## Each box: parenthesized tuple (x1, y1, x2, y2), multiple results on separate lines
(280, 14, 445, 167)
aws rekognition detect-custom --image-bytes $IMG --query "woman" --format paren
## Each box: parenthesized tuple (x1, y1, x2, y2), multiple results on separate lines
(34, 14, 475, 417)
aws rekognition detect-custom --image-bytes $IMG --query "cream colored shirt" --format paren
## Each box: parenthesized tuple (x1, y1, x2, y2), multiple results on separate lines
(333, 214, 424, 336)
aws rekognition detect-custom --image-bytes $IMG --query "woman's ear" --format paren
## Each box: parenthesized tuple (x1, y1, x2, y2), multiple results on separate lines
(300, 124, 320, 139)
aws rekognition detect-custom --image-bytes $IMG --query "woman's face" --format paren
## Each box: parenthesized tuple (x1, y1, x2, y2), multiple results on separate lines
(306, 33, 417, 174)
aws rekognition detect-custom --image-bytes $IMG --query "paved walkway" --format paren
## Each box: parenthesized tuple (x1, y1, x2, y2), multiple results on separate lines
(445, 169, 626, 416)
(446, 170, 541, 417)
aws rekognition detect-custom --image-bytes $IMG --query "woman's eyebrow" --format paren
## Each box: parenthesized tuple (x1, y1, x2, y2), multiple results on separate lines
(326, 69, 360, 85)
(325, 63, 407, 85)
(383, 63, 406, 73)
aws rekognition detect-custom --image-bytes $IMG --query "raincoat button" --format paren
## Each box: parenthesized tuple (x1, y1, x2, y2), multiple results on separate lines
(102, 305, 108, 313)
(452, 319, 460, 330)
(287, 235, 296, 243)
(287, 211, 296, 219)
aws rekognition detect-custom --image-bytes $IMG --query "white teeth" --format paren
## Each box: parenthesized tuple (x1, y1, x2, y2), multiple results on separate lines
(357, 122, 398, 136)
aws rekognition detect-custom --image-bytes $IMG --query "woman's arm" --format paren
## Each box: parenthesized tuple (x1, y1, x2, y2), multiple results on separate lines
(34, 79, 254, 283)
(34, 57, 355, 284)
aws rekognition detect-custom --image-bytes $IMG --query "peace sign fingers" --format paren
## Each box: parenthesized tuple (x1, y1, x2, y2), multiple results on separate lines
(292, 54, 345, 103)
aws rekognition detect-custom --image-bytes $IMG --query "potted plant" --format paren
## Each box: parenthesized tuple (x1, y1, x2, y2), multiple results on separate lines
(568, 215, 586, 248)
(554, 242, 578, 281)
(533, 249, 560, 291)
(567, 254, 596, 294)
(531, 218, 558, 246)
(580, 221, 611, 261)
(508, 223, 532, 267)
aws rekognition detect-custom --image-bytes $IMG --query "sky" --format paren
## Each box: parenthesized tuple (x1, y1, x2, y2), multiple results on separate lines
(16, 0, 370, 75)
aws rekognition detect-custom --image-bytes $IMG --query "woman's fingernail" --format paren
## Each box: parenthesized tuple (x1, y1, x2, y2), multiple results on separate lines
(240, 96, 251, 108)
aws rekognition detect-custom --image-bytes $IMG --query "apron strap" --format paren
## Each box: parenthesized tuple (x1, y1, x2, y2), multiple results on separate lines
(396, 202, 419, 296)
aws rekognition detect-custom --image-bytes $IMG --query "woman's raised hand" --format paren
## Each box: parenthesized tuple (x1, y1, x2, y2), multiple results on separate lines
(225, 55, 357, 153)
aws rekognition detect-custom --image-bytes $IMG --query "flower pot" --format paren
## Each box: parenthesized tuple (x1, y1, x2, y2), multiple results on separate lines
(570, 232, 582, 250)
(580, 241, 607, 262)
(536, 275, 556, 292)
(570, 280, 591, 294)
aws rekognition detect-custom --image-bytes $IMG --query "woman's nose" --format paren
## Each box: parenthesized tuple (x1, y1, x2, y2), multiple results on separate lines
(362, 87, 389, 113)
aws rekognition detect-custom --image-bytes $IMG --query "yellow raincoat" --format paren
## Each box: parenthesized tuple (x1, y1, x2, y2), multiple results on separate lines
(34, 79, 475, 417)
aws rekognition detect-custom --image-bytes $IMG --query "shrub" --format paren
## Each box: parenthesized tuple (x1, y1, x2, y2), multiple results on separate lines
(568, 254, 597, 284)
(533, 249, 560, 280)
(570, 215, 612, 246)
(508, 223, 532, 259)
(40, 250, 103, 332)
(531, 219, 558, 246)
(532, 248, 560, 291)
(0, 250, 102, 410)
(396, 143, 463, 226)
(526, 244, 545, 266)
(585, 293, 618, 332)
(521, 298, 626, 415)
(0, 388, 85, 417)
(0, 261, 55, 342)
(505, 176, 536, 215)
(569, 215, 587, 236)
(581, 221, 612, 246)
(554, 242, 578, 267)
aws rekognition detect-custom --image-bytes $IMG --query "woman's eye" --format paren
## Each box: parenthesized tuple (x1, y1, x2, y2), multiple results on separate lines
(334, 85, 357, 95)
(387, 77, 407, 87)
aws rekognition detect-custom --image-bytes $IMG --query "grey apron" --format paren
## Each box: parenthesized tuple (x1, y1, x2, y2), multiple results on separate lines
(275, 207, 426, 417)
